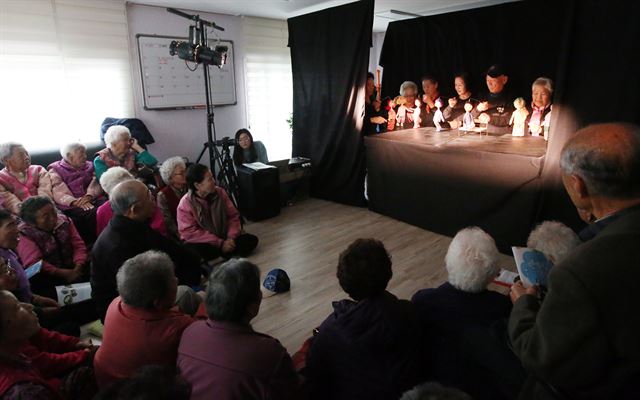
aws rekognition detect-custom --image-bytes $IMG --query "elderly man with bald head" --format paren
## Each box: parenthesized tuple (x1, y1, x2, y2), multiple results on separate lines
(508, 123, 640, 399)
(90, 180, 201, 321)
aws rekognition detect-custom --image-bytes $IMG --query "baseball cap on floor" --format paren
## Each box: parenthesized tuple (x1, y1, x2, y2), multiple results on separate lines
(263, 268, 290, 293)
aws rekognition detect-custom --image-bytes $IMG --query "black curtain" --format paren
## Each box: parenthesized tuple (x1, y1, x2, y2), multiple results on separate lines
(288, 0, 374, 206)
(378, 0, 640, 234)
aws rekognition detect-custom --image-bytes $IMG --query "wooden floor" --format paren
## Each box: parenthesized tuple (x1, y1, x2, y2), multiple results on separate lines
(244, 197, 516, 354)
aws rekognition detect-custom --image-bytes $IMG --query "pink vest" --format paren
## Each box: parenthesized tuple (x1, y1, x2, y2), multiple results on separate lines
(48, 160, 94, 198)
(0, 165, 44, 201)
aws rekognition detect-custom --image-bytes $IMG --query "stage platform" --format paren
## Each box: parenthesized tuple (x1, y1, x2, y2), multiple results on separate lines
(365, 127, 548, 252)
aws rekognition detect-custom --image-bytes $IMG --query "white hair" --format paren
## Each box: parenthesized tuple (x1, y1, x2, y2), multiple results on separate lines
(399, 81, 418, 96)
(60, 142, 86, 160)
(527, 221, 580, 265)
(532, 77, 554, 95)
(445, 227, 500, 293)
(0, 142, 23, 163)
(99, 166, 134, 195)
(104, 125, 131, 148)
(159, 156, 186, 185)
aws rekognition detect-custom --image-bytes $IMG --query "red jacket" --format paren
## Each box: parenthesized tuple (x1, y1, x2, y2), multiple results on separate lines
(0, 328, 88, 398)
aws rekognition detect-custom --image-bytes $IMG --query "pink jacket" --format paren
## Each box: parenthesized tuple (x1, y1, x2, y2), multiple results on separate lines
(49, 169, 103, 207)
(16, 218, 88, 275)
(96, 201, 168, 237)
(0, 166, 53, 215)
(177, 188, 241, 248)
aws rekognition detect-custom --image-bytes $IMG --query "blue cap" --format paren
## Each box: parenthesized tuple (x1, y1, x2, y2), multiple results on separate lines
(263, 268, 290, 293)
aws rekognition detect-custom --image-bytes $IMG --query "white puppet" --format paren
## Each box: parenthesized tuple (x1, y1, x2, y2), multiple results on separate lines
(462, 102, 475, 130)
(433, 98, 445, 131)
(413, 99, 422, 128)
(509, 97, 529, 137)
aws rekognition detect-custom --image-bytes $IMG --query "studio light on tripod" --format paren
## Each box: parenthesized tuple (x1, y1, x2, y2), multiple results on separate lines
(169, 41, 228, 67)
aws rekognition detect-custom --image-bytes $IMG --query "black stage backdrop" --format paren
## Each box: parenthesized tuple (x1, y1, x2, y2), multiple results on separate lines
(377, 0, 640, 240)
(288, 0, 373, 206)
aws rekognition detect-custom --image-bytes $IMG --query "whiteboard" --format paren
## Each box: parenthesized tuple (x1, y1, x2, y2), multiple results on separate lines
(136, 34, 237, 109)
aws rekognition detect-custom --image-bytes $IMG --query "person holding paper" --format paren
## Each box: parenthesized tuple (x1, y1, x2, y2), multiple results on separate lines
(177, 163, 258, 262)
(509, 123, 640, 399)
(16, 196, 88, 299)
(411, 227, 518, 399)
(232, 129, 268, 166)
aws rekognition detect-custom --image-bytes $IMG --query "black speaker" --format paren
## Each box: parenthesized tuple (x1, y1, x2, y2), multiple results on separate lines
(236, 166, 280, 221)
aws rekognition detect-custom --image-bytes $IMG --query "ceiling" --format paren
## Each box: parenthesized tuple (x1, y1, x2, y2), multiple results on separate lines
(127, 0, 518, 32)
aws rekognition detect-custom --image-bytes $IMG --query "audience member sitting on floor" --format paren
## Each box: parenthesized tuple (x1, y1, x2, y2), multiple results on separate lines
(157, 156, 188, 240)
(49, 142, 105, 244)
(16, 196, 88, 299)
(232, 129, 269, 166)
(0, 210, 89, 334)
(526, 220, 580, 265)
(178, 258, 300, 400)
(94, 250, 202, 388)
(94, 125, 158, 182)
(0, 142, 53, 216)
(509, 122, 640, 399)
(91, 180, 201, 322)
(411, 227, 518, 400)
(94, 365, 192, 400)
(304, 238, 426, 400)
(0, 290, 97, 399)
(96, 166, 167, 236)
(1, 210, 35, 304)
(177, 163, 258, 262)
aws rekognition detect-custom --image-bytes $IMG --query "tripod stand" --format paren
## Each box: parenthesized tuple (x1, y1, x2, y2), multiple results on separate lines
(168, 8, 239, 207)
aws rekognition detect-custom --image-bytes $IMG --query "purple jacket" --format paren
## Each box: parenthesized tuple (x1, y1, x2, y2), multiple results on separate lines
(48, 160, 102, 208)
(305, 291, 427, 400)
(177, 320, 299, 400)
(0, 248, 33, 302)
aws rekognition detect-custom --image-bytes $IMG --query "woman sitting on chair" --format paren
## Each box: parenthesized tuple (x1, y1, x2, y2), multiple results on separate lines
(177, 164, 258, 262)
(232, 129, 268, 166)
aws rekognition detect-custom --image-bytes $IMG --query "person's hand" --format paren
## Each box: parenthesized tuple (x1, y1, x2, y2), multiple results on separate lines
(509, 280, 538, 303)
(477, 101, 489, 112)
(71, 196, 94, 211)
(75, 339, 95, 350)
(478, 113, 491, 124)
(422, 94, 435, 109)
(58, 266, 83, 284)
(221, 239, 236, 254)
(372, 99, 381, 112)
(448, 97, 457, 108)
(577, 207, 595, 224)
(130, 138, 145, 153)
(33, 295, 60, 308)
(449, 120, 460, 129)
(371, 116, 387, 125)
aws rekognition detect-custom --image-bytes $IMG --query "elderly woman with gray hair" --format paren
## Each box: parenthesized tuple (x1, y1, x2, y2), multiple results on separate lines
(411, 227, 517, 399)
(94, 125, 158, 181)
(0, 142, 53, 215)
(526, 77, 553, 137)
(94, 250, 202, 388)
(49, 142, 105, 243)
(95, 167, 167, 236)
(157, 156, 188, 239)
(177, 258, 300, 400)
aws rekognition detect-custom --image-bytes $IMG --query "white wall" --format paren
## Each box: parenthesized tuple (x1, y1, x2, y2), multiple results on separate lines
(126, 4, 247, 163)
(368, 31, 386, 80)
